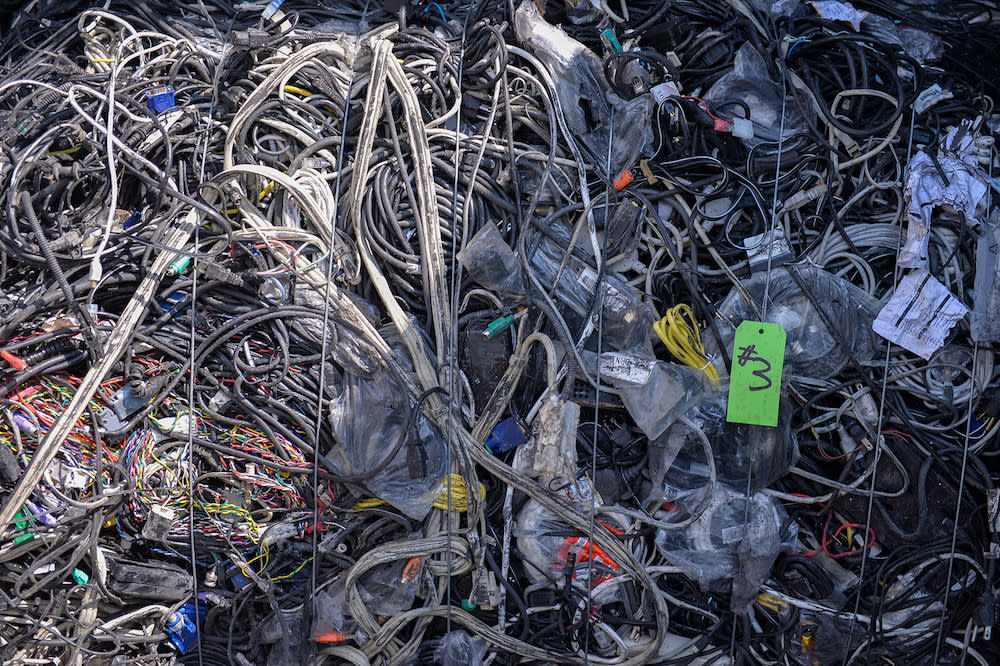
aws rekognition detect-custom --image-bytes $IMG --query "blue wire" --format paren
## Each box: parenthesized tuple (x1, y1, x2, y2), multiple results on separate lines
(423, 2, 446, 23)
(785, 38, 807, 60)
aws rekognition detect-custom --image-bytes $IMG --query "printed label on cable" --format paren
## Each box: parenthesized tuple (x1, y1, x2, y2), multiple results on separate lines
(872, 269, 968, 359)
(913, 84, 953, 114)
(744, 229, 792, 273)
(721, 524, 746, 545)
(578, 267, 631, 313)
(598, 352, 654, 385)
(727, 321, 785, 427)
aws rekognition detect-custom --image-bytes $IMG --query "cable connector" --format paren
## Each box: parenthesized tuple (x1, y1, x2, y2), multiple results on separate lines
(232, 29, 270, 49)
(612, 169, 634, 191)
(145, 86, 175, 115)
(165, 602, 206, 654)
(599, 28, 622, 54)
(781, 183, 828, 213)
(731, 117, 754, 139)
(261, 0, 285, 21)
(650, 81, 679, 105)
(166, 255, 191, 277)
(470, 568, 500, 609)
(483, 309, 525, 339)
(483, 315, 514, 339)
(201, 262, 245, 287)
(973, 594, 995, 641)
(485, 416, 528, 454)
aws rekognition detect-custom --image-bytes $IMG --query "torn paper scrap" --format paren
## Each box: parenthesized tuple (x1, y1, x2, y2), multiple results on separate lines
(899, 124, 988, 268)
(873, 269, 969, 359)
(810, 1, 868, 31)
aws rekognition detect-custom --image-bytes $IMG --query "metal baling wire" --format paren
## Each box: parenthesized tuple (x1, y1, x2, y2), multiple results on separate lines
(445, 6, 476, 635)
(931, 346, 980, 663)
(583, 103, 615, 663)
(840, 107, 918, 666)
(931, 111, 993, 665)
(180, 18, 233, 666)
(725, 39, 791, 665)
(306, 4, 371, 664)
(184, 148, 205, 666)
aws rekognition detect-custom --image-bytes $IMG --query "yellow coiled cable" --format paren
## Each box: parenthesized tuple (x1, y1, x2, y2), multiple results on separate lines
(352, 474, 484, 513)
(653, 304, 720, 385)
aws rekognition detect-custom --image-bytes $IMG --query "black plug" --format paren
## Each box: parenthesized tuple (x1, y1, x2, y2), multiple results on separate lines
(973, 594, 995, 640)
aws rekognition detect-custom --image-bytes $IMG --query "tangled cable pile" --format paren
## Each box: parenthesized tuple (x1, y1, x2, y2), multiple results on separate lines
(0, 0, 998, 664)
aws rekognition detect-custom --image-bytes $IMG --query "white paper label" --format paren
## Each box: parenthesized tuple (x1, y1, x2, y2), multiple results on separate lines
(599, 352, 654, 385)
(913, 84, 954, 114)
(872, 269, 969, 359)
(900, 125, 988, 268)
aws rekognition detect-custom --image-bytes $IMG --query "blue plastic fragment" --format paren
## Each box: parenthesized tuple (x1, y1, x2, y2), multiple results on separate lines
(486, 417, 527, 455)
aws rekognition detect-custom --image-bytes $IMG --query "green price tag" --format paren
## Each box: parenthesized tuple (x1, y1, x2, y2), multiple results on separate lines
(727, 321, 786, 427)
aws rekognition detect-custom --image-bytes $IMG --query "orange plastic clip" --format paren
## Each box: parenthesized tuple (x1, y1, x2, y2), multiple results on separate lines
(401, 556, 422, 582)
(612, 169, 634, 191)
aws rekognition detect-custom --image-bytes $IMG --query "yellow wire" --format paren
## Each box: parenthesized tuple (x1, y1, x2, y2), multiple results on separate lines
(271, 556, 311, 581)
(245, 541, 269, 573)
(258, 180, 275, 201)
(653, 304, 719, 385)
(48, 146, 81, 156)
(351, 474, 484, 513)
(282, 85, 314, 97)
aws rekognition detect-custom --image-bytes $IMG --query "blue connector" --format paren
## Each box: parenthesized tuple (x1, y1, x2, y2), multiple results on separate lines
(165, 602, 207, 654)
(123, 209, 142, 230)
(227, 563, 250, 590)
(145, 86, 175, 114)
(486, 417, 527, 455)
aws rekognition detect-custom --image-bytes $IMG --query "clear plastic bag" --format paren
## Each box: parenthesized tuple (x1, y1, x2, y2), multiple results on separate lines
(595, 353, 706, 440)
(434, 630, 489, 666)
(655, 484, 798, 611)
(456, 223, 526, 296)
(356, 557, 420, 616)
(705, 43, 806, 144)
(514, 0, 652, 178)
(529, 235, 656, 355)
(716, 266, 882, 380)
(325, 328, 446, 520)
(515, 484, 626, 596)
(261, 608, 305, 666)
(292, 283, 382, 374)
(310, 579, 357, 641)
(649, 388, 798, 496)
(898, 26, 943, 63)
